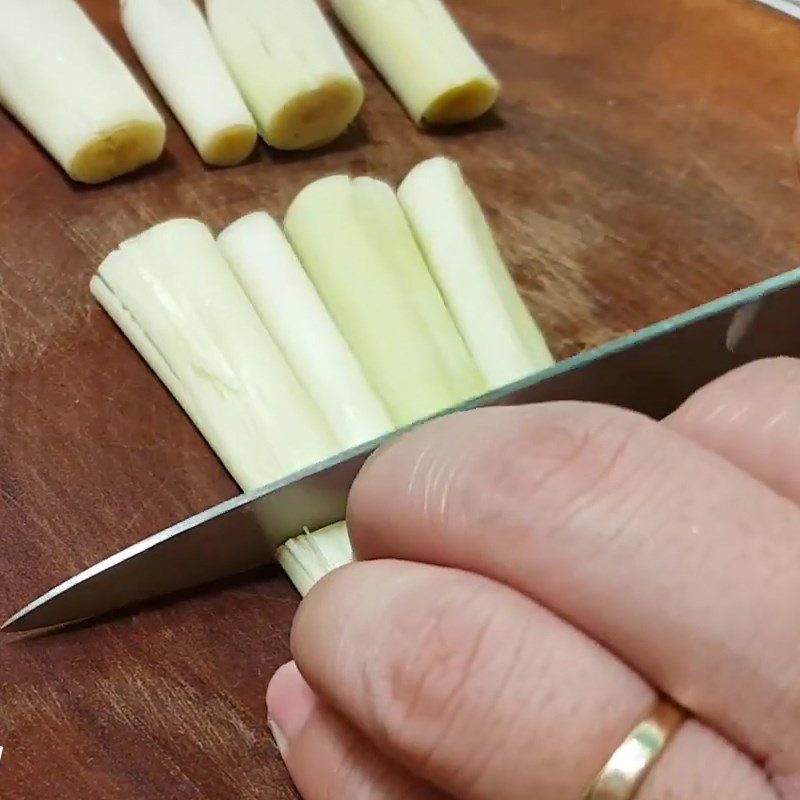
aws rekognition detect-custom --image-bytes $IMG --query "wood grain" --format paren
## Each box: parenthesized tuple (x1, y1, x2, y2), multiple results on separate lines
(2, 0, 800, 797)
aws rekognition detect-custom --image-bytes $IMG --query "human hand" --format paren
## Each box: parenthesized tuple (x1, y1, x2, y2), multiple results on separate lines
(266, 357, 800, 799)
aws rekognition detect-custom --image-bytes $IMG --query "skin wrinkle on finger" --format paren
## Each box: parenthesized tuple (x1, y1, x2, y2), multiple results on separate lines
(362, 573, 523, 792)
(393, 587, 512, 790)
(346, 402, 800, 780)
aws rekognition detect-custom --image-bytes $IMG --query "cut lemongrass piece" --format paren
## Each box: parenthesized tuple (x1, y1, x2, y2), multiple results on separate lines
(218, 211, 393, 450)
(276, 522, 353, 597)
(0, 0, 165, 183)
(206, 0, 364, 150)
(285, 174, 487, 426)
(91, 218, 338, 492)
(121, 0, 257, 166)
(399, 157, 554, 388)
(330, 0, 499, 126)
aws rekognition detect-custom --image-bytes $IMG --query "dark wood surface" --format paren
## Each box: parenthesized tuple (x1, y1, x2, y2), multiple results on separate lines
(3, 0, 800, 797)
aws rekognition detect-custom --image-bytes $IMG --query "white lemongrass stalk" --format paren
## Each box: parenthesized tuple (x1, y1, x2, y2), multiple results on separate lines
(206, 0, 364, 150)
(284, 174, 487, 427)
(121, 0, 257, 166)
(399, 157, 554, 388)
(330, 0, 499, 126)
(90, 218, 339, 492)
(0, 0, 165, 183)
(217, 211, 394, 450)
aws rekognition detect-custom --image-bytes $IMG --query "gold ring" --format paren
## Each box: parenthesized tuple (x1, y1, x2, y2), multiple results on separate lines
(581, 698, 686, 800)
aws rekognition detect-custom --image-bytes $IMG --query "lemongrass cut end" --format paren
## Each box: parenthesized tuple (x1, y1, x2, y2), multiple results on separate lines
(276, 522, 353, 596)
(263, 77, 364, 150)
(421, 76, 499, 126)
(200, 123, 258, 166)
(67, 119, 166, 183)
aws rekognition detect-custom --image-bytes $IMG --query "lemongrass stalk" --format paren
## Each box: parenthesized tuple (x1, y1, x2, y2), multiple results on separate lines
(206, 0, 364, 150)
(121, 0, 257, 166)
(91, 218, 338, 492)
(399, 156, 554, 388)
(217, 212, 393, 450)
(217, 212, 393, 449)
(0, 0, 165, 183)
(217, 212, 392, 587)
(284, 174, 487, 426)
(330, 0, 499, 125)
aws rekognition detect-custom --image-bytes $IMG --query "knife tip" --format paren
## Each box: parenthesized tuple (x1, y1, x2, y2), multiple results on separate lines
(1, 609, 29, 632)
(1, 615, 22, 633)
(2, 598, 45, 633)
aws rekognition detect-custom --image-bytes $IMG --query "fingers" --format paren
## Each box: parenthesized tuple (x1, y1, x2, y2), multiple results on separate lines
(291, 560, 775, 800)
(266, 661, 445, 800)
(638, 722, 778, 800)
(666, 358, 800, 503)
(346, 401, 800, 779)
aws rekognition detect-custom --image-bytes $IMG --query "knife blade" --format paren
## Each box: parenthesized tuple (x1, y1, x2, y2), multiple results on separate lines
(753, 0, 800, 20)
(6, 266, 800, 633)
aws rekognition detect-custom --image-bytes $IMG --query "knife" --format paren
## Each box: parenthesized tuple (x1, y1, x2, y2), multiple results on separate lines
(753, 0, 800, 20)
(6, 266, 800, 633)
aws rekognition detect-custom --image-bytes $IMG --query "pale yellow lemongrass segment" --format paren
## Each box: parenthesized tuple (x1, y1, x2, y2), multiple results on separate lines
(91, 218, 338, 492)
(398, 157, 554, 389)
(330, 0, 499, 126)
(206, 0, 364, 150)
(276, 521, 353, 597)
(284, 174, 487, 427)
(0, 0, 165, 183)
(121, 0, 257, 166)
(218, 211, 394, 450)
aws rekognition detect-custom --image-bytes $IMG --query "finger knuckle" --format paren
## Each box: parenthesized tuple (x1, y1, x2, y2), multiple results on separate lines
(456, 405, 653, 542)
(361, 575, 510, 784)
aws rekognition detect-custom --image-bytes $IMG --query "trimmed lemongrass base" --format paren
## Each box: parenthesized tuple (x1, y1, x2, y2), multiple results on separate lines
(68, 120, 166, 183)
(422, 78, 497, 126)
(206, 0, 364, 151)
(330, 0, 499, 126)
(121, 0, 257, 167)
(276, 522, 354, 597)
(0, 0, 165, 184)
(201, 125, 259, 167)
(266, 78, 364, 151)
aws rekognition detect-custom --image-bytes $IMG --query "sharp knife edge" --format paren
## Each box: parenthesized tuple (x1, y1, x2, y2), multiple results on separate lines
(6, 266, 800, 632)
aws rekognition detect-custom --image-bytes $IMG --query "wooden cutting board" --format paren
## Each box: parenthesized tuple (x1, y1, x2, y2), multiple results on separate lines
(2, 0, 800, 797)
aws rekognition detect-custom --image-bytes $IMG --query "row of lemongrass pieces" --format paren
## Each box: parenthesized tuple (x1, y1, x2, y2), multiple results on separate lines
(0, 0, 500, 184)
(90, 156, 554, 595)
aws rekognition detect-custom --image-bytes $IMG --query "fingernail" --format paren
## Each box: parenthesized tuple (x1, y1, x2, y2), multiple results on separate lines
(266, 661, 316, 758)
(267, 719, 289, 758)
